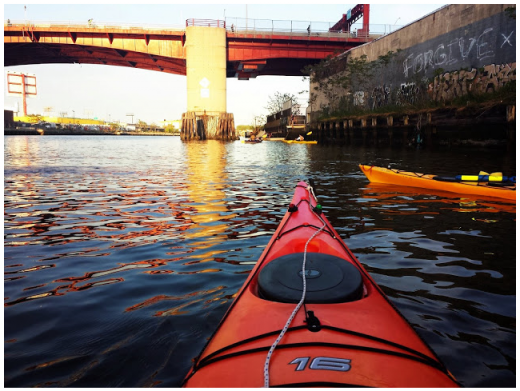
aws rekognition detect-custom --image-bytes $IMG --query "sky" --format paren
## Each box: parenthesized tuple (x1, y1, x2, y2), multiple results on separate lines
(3, 2, 446, 126)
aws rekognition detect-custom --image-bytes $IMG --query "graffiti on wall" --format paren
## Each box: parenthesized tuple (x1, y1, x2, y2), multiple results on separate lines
(396, 83, 422, 105)
(369, 82, 425, 108)
(363, 62, 515, 108)
(403, 27, 516, 78)
(310, 10, 516, 114)
(353, 91, 365, 106)
(370, 84, 391, 109)
(428, 62, 516, 101)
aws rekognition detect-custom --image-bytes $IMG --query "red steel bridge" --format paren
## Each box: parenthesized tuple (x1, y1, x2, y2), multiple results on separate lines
(4, 5, 374, 80)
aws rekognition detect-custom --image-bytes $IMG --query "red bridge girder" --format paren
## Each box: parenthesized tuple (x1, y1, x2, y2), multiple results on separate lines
(4, 23, 369, 80)
(329, 4, 370, 38)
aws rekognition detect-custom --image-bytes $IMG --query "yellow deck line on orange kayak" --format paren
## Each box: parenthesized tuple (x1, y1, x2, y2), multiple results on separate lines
(359, 165, 516, 202)
(282, 140, 317, 144)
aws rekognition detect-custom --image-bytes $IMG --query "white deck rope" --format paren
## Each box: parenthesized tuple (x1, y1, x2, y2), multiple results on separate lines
(263, 185, 326, 387)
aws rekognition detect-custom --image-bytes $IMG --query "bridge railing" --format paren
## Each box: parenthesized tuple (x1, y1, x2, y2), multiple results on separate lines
(225, 17, 404, 39)
(186, 19, 225, 28)
(4, 19, 186, 31)
(4, 18, 403, 38)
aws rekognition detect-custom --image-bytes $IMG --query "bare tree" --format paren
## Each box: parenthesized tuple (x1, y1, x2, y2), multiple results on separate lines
(251, 115, 266, 133)
(265, 92, 299, 115)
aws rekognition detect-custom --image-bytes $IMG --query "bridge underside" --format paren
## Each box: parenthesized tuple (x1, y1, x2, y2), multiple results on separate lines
(4, 42, 188, 75)
(228, 58, 322, 78)
(5, 23, 364, 80)
(5, 42, 327, 79)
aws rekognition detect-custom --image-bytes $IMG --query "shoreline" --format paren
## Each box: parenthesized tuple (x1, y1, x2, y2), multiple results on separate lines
(3, 129, 179, 136)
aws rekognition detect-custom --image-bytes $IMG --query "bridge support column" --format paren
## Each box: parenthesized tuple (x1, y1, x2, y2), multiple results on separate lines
(182, 21, 236, 140)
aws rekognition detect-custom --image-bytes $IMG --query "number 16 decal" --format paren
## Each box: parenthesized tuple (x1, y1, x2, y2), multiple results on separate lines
(289, 357, 351, 372)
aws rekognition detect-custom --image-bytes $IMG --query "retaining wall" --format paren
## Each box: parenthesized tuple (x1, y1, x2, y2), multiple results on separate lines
(308, 4, 516, 114)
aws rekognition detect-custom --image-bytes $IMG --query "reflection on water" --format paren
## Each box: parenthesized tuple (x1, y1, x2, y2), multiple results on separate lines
(184, 141, 236, 242)
(4, 136, 515, 387)
(360, 183, 516, 214)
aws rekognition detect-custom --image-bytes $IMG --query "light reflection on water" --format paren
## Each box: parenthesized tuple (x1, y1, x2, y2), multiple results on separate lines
(4, 136, 515, 387)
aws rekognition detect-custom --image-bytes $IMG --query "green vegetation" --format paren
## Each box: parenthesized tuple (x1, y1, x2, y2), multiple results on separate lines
(312, 80, 516, 122)
(236, 124, 254, 131)
(450, 80, 516, 106)
(302, 50, 516, 122)
(265, 92, 300, 115)
(109, 122, 123, 132)
(164, 124, 178, 133)
(302, 50, 403, 117)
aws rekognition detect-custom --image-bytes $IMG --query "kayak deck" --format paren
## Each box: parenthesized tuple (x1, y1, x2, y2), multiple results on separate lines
(360, 165, 516, 201)
(183, 182, 459, 387)
(283, 140, 317, 144)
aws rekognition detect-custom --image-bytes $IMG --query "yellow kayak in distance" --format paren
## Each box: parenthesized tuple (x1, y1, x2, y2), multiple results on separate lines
(283, 140, 317, 144)
(359, 165, 516, 202)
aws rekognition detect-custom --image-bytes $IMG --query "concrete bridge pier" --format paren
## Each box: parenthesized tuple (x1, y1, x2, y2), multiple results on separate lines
(181, 21, 236, 140)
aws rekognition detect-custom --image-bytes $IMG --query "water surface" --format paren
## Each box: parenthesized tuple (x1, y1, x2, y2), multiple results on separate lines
(4, 136, 515, 387)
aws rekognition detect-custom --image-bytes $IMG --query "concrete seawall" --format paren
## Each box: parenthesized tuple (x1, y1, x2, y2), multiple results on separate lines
(308, 4, 516, 129)
(348, 4, 514, 68)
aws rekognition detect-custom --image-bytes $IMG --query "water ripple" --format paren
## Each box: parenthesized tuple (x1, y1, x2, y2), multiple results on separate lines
(4, 136, 515, 387)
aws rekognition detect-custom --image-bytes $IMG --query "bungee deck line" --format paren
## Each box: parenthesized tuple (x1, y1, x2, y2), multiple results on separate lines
(388, 168, 516, 183)
(263, 184, 326, 388)
(182, 180, 461, 387)
(361, 165, 516, 201)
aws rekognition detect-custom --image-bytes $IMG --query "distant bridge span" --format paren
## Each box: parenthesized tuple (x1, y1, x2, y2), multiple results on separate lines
(4, 20, 372, 79)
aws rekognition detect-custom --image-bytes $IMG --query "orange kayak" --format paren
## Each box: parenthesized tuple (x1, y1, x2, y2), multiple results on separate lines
(283, 140, 318, 144)
(360, 165, 516, 201)
(183, 182, 459, 387)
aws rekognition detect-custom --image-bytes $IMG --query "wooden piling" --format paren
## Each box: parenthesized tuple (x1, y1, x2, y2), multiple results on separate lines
(181, 111, 236, 140)
(507, 105, 515, 122)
